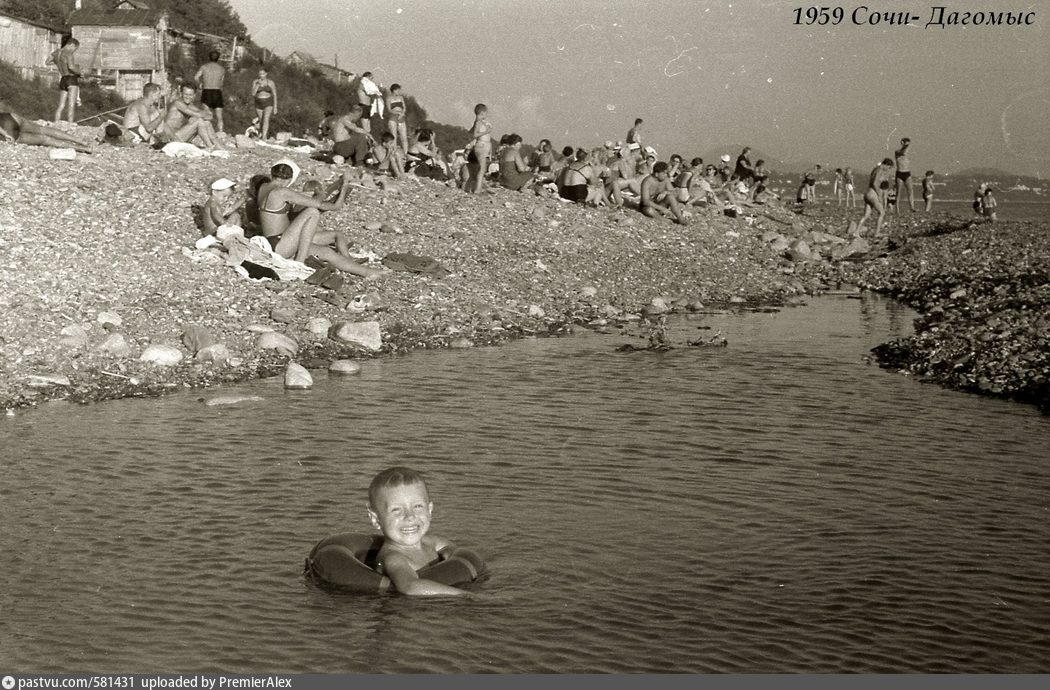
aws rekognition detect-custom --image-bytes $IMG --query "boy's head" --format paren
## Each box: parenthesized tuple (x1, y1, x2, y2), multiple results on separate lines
(301, 179, 324, 197)
(209, 50, 221, 62)
(634, 118, 643, 127)
(925, 170, 934, 177)
(390, 83, 401, 94)
(210, 177, 235, 199)
(367, 467, 433, 544)
(474, 103, 487, 116)
(380, 131, 395, 146)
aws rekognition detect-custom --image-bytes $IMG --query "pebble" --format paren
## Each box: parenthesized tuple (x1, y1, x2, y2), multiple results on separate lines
(328, 360, 361, 376)
(257, 331, 298, 356)
(139, 344, 184, 366)
(205, 394, 264, 406)
(328, 321, 383, 351)
(247, 324, 276, 333)
(28, 374, 71, 387)
(284, 362, 313, 390)
(307, 317, 332, 337)
(98, 333, 133, 357)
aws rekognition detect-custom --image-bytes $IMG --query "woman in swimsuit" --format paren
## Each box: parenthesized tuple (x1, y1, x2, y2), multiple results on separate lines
(556, 148, 595, 204)
(256, 164, 384, 279)
(385, 83, 409, 153)
(406, 128, 448, 179)
(0, 103, 94, 152)
(251, 69, 277, 141)
(498, 134, 536, 192)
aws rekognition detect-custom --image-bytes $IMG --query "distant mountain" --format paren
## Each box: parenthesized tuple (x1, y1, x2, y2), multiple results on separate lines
(951, 167, 1024, 180)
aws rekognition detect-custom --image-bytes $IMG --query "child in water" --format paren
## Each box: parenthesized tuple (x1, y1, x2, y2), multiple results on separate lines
(367, 467, 470, 596)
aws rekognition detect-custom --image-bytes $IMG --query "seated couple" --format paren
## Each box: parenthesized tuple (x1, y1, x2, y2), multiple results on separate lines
(255, 161, 385, 279)
(121, 82, 219, 149)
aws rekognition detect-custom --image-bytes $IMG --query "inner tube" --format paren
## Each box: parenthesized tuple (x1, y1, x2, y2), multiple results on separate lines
(304, 532, 486, 593)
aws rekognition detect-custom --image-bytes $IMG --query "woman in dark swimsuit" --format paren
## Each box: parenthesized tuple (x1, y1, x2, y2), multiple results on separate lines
(557, 148, 594, 204)
(257, 164, 384, 279)
(498, 134, 536, 192)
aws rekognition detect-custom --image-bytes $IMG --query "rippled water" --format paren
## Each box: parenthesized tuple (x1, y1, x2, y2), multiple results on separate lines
(2, 294, 1048, 673)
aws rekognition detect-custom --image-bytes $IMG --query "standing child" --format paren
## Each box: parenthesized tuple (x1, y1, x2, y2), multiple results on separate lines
(922, 170, 935, 212)
(367, 467, 472, 596)
(833, 168, 844, 206)
(973, 183, 986, 217)
(466, 103, 492, 194)
(982, 186, 998, 222)
(843, 167, 856, 208)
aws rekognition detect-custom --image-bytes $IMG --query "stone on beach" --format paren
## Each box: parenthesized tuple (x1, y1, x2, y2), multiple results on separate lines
(205, 393, 264, 406)
(28, 374, 71, 387)
(196, 343, 231, 365)
(97, 311, 122, 328)
(328, 321, 383, 351)
(307, 317, 333, 337)
(98, 333, 133, 357)
(139, 344, 184, 366)
(182, 325, 218, 354)
(284, 362, 313, 390)
(270, 308, 297, 324)
(258, 331, 299, 356)
(328, 360, 361, 376)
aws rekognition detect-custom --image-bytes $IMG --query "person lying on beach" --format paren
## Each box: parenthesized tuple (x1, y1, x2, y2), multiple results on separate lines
(498, 134, 537, 192)
(256, 163, 385, 279)
(122, 82, 165, 144)
(370, 131, 405, 178)
(367, 467, 471, 597)
(640, 161, 689, 224)
(202, 177, 244, 236)
(0, 102, 94, 153)
(857, 158, 895, 236)
(159, 83, 219, 150)
(330, 104, 373, 166)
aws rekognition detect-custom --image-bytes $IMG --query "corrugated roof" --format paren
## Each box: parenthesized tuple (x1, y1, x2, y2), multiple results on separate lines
(67, 9, 164, 27)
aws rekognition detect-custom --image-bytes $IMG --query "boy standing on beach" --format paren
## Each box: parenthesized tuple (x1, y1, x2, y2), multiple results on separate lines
(368, 467, 470, 597)
(922, 170, 935, 212)
(858, 158, 895, 236)
(466, 103, 492, 194)
(982, 187, 998, 222)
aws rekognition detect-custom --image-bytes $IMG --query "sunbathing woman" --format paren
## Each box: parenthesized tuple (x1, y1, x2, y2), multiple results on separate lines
(257, 163, 384, 279)
(0, 103, 94, 153)
(498, 134, 536, 192)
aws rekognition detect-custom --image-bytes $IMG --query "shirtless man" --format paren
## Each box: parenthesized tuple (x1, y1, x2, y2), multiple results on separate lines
(122, 82, 164, 144)
(195, 50, 227, 133)
(329, 104, 373, 165)
(606, 146, 639, 207)
(858, 158, 896, 236)
(355, 71, 382, 134)
(160, 83, 219, 149)
(640, 161, 688, 225)
(53, 38, 81, 123)
(894, 137, 915, 212)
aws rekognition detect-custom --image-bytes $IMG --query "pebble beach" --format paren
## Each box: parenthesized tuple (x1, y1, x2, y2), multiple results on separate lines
(1, 129, 1046, 412)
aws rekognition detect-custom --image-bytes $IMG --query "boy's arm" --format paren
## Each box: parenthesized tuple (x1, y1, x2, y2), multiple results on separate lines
(382, 551, 467, 597)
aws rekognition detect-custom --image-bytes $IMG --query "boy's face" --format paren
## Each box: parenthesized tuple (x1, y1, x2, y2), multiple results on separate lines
(368, 482, 432, 549)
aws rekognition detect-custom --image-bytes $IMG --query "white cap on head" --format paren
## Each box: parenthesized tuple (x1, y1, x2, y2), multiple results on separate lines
(273, 157, 301, 183)
(720, 154, 731, 163)
(210, 177, 235, 191)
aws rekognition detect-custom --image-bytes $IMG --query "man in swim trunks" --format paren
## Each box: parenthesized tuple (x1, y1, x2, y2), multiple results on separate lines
(195, 50, 227, 133)
(122, 82, 164, 144)
(894, 137, 915, 212)
(53, 38, 81, 123)
(640, 161, 689, 225)
(330, 104, 374, 165)
(858, 158, 895, 236)
(160, 83, 219, 149)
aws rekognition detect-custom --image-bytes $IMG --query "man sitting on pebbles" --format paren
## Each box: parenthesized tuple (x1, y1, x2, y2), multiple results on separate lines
(639, 161, 689, 225)
(159, 83, 219, 150)
(0, 101, 94, 153)
(256, 161, 386, 280)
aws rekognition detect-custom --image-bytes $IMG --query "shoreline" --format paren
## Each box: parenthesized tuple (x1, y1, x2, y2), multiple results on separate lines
(2, 134, 1046, 413)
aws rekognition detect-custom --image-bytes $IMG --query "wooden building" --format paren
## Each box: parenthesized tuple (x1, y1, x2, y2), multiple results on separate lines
(68, 1, 168, 101)
(0, 11, 64, 84)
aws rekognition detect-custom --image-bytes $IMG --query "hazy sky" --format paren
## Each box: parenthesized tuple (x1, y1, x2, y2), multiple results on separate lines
(231, 0, 1048, 176)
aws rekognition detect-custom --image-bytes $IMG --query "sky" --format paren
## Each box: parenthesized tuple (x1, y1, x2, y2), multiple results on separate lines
(230, 0, 1049, 177)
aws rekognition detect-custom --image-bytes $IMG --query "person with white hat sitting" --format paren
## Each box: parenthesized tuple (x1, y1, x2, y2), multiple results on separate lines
(202, 177, 245, 236)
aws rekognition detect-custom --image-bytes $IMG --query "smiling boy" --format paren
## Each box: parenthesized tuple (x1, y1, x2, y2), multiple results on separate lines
(367, 467, 469, 596)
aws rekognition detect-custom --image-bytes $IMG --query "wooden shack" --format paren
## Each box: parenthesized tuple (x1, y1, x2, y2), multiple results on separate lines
(0, 11, 64, 84)
(69, 1, 168, 101)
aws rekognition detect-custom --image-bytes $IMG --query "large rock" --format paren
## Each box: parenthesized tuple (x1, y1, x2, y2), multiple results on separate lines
(140, 344, 184, 366)
(787, 239, 813, 262)
(307, 317, 333, 337)
(182, 325, 218, 353)
(257, 331, 298, 356)
(329, 360, 361, 376)
(270, 308, 297, 324)
(98, 333, 133, 357)
(284, 362, 313, 390)
(328, 321, 382, 351)
(196, 343, 231, 365)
